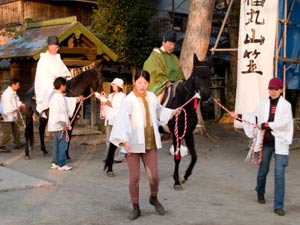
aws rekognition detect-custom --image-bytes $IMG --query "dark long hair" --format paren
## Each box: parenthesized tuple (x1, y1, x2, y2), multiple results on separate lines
(134, 70, 150, 82)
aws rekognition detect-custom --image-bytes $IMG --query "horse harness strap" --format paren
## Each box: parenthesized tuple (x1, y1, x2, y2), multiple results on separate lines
(60, 92, 95, 142)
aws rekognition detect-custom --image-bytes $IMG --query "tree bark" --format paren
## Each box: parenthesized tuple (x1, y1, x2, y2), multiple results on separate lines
(179, 0, 215, 78)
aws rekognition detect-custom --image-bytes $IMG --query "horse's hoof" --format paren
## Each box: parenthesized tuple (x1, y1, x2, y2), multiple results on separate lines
(43, 151, 49, 156)
(106, 171, 115, 177)
(179, 176, 186, 184)
(173, 184, 183, 191)
(24, 155, 31, 160)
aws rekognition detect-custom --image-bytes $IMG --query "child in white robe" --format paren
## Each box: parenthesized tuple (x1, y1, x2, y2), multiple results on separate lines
(48, 77, 81, 171)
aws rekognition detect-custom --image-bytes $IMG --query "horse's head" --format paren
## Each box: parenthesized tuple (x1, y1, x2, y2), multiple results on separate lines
(89, 62, 104, 93)
(190, 54, 212, 101)
(66, 61, 104, 97)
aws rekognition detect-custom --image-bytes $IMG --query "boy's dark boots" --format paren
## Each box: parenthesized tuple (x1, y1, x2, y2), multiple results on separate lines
(128, 203, 140, 220)
(149, 195, 165, 215)
(257, 193, 265, 204)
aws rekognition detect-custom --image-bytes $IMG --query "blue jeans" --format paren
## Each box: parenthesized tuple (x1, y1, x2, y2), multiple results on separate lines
(51, 131, 68, 167)
(255, 145, 289, 209)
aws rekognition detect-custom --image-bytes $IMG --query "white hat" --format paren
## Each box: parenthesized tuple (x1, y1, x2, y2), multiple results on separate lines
(111, 78, 124, 89)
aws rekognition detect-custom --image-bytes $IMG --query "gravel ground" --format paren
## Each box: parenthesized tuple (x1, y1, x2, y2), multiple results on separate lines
(0, 122, 300, 225)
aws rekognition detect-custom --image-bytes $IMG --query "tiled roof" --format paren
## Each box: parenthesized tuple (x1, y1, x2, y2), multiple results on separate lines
(0, 17, 118, 61)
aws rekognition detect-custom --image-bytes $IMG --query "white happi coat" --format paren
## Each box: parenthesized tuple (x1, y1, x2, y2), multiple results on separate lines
(104, 92, 126, 126)
(34, 51, 71, 113)
(0, 86, 22, 122)
(109, 91, 173, 153)
(47, 91, 77, 132)
(242, 96, 293, 155)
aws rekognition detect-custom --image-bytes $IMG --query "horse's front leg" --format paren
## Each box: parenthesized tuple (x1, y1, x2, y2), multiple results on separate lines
(24, 127, 32, 160)
(172, 138, 183, 190)
(39, 117, 49, 155)
(181, 132, 197, 183)
(24, 112, 34, 160)
(24, 137, 33, 160)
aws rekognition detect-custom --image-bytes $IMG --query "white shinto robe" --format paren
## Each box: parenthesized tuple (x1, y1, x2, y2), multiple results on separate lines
(34, 51, 71, 113)
(242, 96, 293, 155)
(104, 92, 126, 126)
(47, 91, 77, 132)
(109, 91, 173, 153)
(0, 86, 22, 122)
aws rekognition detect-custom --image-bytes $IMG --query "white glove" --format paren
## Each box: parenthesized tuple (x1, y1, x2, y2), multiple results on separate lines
(172, 109, 177, 117)
(99, 96, 108, 103)
(94, 92, 101, 99)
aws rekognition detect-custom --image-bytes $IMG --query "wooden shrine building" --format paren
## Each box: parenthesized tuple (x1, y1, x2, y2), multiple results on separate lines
(0, 16, 118, 126)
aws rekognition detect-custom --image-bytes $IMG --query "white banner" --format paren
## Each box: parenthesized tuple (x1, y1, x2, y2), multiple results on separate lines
(235, 0, 279, 128)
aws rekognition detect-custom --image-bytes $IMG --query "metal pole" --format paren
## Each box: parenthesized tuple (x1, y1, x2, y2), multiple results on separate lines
(275, 0, 295, 94)
(274, 4, 279, 78)
(283, 0, 287, 98)
(172, 0, 175, 28)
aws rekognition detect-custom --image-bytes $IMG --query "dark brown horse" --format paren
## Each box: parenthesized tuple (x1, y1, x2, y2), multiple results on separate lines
(24, 63, 104, 159)
(166, 54, 211, 189)
(104, 54, 211, 189)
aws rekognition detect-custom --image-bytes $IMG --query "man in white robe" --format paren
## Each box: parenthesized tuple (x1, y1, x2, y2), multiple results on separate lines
(0, 78, 25, 152)
(34, 36, 71, 116)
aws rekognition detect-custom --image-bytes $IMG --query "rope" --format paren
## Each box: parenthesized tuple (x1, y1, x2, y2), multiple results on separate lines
(173, 92, 201, 159)
(69, 92, 95, 125)
(212, 97, 264, 165)
(213, 97, 257, 127)
(17, 110, 26, 128)
(60, 125, 72, 142)
(60, 92, 95, 142)
(174, 107, 187, 159)
(98, 91, 108, 120)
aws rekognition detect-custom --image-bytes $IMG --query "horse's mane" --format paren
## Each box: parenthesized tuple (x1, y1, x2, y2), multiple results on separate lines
(69, 68, 95, 83)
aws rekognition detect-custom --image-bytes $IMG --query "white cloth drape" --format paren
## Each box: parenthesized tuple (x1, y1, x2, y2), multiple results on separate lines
(235, 0, 279, 128)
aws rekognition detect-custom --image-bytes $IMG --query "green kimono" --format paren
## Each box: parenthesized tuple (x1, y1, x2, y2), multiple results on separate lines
(143, 48, 185, 96)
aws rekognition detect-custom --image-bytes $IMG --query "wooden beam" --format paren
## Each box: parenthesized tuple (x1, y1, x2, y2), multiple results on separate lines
(26, 16, 77, 29)
(63, 59, 93, 67)
(59, 47, 97, 55)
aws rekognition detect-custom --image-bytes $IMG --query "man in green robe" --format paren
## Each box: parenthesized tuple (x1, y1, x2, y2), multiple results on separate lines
(143, 30, 185, 98)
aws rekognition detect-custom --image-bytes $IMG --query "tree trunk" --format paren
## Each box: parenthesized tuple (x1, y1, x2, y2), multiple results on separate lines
(179, 0, 215, 136)
(180, 0, 215, 78)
